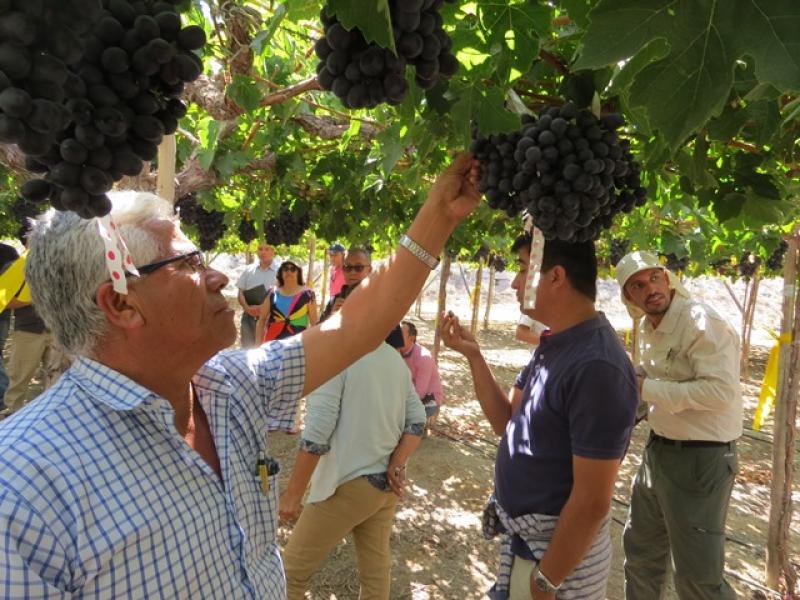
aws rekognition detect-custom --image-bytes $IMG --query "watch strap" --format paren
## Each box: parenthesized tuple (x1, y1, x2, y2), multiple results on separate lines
(399, 234, 440, 269)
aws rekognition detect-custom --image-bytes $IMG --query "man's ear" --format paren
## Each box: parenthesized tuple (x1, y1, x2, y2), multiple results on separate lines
(550, 265, 568, 288)
(95, 281, 146, 331)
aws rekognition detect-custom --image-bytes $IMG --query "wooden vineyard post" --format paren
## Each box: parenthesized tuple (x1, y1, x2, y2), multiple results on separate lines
(320, 250, 329, 308)
(767, 229, 800, 593)
(741, 270, 761, 379)
(156, 134, 176, 204)
(432, 253, 451, 363)
(306, 235, 316, 294)
(483, 262, 496, 329)
(470, 258, 484, 335)
(415, 289, 423, 318)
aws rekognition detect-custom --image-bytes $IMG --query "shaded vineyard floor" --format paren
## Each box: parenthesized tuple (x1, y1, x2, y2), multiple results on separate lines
(270, 321, 792, 600)
(2, 304, 795, 599)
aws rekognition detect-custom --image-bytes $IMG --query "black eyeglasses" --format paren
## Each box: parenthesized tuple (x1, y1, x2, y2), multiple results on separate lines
(135, 250, 206, 276)
(344, 264, 369, 273)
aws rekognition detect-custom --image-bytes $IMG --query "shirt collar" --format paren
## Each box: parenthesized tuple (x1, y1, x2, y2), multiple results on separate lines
(402, 343, 419, 359)
(539, 312, 609, 351)
(647, 292, 685, 335)
(69, 357, 159, 410)
(69, 354, 232, 412)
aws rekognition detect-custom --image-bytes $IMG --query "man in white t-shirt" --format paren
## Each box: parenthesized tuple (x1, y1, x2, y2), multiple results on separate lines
(236, 242, 277, 348)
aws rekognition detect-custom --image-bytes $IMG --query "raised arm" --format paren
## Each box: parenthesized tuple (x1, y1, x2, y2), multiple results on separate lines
(440, 311, 513, 434)
(300, 154, 480, 396)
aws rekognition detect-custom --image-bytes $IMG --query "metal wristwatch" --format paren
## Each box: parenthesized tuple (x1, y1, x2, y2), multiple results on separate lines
(533, 565, 561, 594)
(399, 234, 440, 270)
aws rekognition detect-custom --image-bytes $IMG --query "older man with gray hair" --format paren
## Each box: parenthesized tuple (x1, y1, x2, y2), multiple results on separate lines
(0, 154, 479, 598)
(616, 250, 741, 600)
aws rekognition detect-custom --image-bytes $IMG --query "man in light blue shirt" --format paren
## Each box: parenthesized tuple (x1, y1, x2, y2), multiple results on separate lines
(0, 154, 479, 598)
(279, 330, 425, 599)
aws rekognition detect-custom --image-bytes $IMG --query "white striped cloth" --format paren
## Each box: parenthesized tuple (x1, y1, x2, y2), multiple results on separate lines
(483, 496, 612, 599)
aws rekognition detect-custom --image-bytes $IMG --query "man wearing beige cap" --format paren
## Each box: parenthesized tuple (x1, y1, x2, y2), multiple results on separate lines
(616, 251, 741, 600)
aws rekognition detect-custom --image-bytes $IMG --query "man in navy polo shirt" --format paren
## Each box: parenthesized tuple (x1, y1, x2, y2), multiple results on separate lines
(441, 234, 638, 600)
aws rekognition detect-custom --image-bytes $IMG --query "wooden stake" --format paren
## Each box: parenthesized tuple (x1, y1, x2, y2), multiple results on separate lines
(320, 250, 329, 307)
(306, 235, 316, 294)
(432, 253, 451, 363)
(766, 229, 800, 592)
(741, 270, 761, 379)
(470, 259, 484, 335)
(156, 134, 177, 204)
(483, 263, 496, 329)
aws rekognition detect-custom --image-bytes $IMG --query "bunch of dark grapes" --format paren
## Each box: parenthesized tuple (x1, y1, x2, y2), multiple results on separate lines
(472, 245, 489, 263)
(661, 253, 688, 273)
(3, 0, 205, 219)
(263, 208, 311, 246)
(489, 255, 506, 272)
(710, 257, 735, 278)
(175, 192, 198, 224)
(766, 240, 788, 272)
(174, 193, 224, 251)
(238, 217, 257, 244)
(473, 102, 645, 243)
(609, 238, 630, 267)
(194, 205, 225, 251)
(738, 251, 761, 279)
(10, 192, 47, 240)
(471, 120, 526, 217)
(315, 0, 458, 109)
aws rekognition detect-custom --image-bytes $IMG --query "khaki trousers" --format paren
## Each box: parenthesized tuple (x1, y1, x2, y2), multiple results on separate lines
(283, 477, 399, 600)
(5, 330, 52, 412)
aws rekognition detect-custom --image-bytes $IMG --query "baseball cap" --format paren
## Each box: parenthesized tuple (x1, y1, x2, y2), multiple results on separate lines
(615, 251, 688, 318)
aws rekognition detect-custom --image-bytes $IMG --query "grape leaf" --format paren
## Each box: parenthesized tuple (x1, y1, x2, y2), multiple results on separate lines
(328, 0, 396, 53)
(285, 0, 319, 21)
(251, 5, 287, 56)
(479, 1, 550, 74)
(226, 76, 263, 112)
(576, 0, 800, 151)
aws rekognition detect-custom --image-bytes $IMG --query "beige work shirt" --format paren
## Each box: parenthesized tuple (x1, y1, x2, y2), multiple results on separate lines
(638, 293, 742, 442)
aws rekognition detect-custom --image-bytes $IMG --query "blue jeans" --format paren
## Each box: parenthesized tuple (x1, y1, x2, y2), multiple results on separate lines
(0, 316, 10, 404)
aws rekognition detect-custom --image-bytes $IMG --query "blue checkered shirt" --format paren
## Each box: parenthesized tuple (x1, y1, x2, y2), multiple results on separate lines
(0, 336, 305, 599)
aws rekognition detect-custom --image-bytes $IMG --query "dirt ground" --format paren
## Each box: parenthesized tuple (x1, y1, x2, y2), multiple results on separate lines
(2, 274, 796, 599)
(266, 319, 791, 600)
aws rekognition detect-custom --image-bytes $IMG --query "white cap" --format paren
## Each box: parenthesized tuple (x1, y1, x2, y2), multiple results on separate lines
(615, 251, 689, 319)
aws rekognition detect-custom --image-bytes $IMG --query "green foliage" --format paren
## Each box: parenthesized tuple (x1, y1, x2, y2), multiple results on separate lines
(1, 0, 800, 275)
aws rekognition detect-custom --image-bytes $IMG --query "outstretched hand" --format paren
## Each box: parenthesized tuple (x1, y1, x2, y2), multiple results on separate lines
(427, 153, 481, 224)
(440, 311, 480, 358)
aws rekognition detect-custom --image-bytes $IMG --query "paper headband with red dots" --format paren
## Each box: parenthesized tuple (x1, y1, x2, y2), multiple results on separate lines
(97, 216, 139, 295)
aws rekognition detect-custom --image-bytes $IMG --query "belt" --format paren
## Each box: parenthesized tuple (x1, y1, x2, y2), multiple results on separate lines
(649, 432, 732, 448)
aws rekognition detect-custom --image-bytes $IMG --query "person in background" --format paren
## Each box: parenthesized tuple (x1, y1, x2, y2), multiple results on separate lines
(328, 242, 346, 298)
(320, 247, 372, 322)
(256, 260, 318, 343)
(615, 251, 741, 600)
(0, 242, 20, 411)
(515, 313, 545, 346)
(0, 154, 480, 598)
(237, 241, 278, 348)
(280, 292, 425, 599)
(441, 234, 638, 600)
(399, 320, 444, 428)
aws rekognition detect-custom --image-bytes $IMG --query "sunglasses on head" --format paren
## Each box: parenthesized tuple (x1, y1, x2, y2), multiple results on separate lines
(282, 264, 299, 272)
(343, 264, 368, 273)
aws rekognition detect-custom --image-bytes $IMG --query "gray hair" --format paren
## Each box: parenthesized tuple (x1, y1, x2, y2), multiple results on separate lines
(346, 246, 372, 263)
(25, 191, 175, 357)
